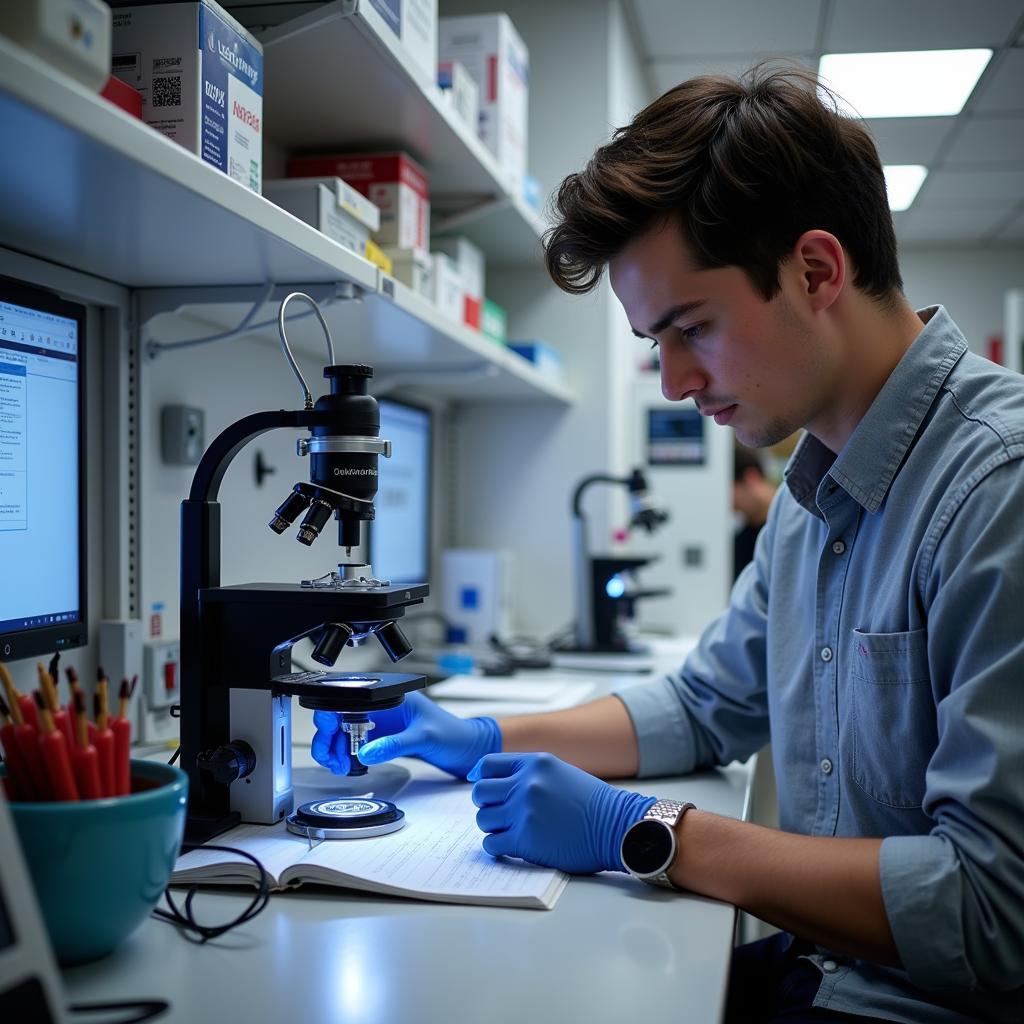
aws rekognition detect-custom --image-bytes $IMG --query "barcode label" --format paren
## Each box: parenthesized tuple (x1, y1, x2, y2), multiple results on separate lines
(152, 75, 182, 109)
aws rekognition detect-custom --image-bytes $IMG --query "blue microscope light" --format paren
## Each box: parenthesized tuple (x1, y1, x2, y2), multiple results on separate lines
(605, 574, 626, 599)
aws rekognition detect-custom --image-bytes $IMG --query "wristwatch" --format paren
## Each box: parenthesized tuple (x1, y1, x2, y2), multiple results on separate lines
(620, 799, 695, 889)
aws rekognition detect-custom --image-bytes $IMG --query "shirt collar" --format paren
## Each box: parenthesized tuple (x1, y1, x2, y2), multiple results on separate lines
(785, 306, 968, 516)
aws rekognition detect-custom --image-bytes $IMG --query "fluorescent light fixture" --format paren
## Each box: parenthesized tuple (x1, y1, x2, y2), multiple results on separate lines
(818, 49, 992, 118)
(884, 165, 928, 211)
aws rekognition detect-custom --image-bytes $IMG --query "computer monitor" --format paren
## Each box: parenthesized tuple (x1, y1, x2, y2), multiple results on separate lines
(0, 277, 87, 663)
(369, 398, 431, 585)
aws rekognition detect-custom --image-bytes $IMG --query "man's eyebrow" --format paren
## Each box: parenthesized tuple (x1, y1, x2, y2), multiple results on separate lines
(631, 300, 707, 340)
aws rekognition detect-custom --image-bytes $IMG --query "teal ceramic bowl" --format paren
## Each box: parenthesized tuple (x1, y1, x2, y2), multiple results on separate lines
(7, 758, 188, 964)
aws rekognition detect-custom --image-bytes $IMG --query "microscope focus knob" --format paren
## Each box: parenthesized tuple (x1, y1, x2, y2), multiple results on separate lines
(197, 741, 257, 785)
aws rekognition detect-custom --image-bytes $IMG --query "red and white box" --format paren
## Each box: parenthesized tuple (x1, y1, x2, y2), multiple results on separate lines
(287, 151, 429, 255)
(434, 235, 484, 330)
(439, 13, 529, 193)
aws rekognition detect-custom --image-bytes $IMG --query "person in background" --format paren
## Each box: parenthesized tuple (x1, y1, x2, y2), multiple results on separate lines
(312, 65, 1024, 1022)
(732, 442, 778, 580)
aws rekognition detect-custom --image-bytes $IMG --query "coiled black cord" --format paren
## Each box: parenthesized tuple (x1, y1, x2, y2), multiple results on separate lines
(151, 845, 271, 943)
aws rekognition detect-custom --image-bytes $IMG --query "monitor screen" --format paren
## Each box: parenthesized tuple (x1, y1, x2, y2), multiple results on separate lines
(369, 398, 431, 585)
(0, 277, 86, 662)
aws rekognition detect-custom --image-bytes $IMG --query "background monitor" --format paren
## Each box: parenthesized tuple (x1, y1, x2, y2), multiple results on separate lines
(370, 397, 431, 585)
(0, 277, 86, 662)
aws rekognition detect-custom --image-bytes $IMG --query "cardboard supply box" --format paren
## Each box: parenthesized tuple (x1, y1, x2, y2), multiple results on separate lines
(439, 13, 528, 193)
(111, 0, 264, 193)
(431, 252, 464, 324)
(481, 299, 507, 346)
(383, 247, 434, 299)
(433, 236, 484, 329)
(288, 152, 430, 255)
(367, 0, 437, 88)
(263, 178, 381, 258)
(509, 341, 562, 382)
(438, 59, 479, 135)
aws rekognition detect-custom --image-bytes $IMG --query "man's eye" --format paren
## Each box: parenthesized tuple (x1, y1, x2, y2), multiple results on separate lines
(679, 323, 705, 342)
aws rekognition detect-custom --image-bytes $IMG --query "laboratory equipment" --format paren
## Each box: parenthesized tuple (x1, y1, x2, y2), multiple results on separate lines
(566, 468, 670, 653)
(0, 276, 87, 664)
(179, 293, 429, 844)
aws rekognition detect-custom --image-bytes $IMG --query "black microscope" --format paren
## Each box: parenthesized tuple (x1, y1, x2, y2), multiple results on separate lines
(179, 294, 428, 845)
(565, 468, 671, 653)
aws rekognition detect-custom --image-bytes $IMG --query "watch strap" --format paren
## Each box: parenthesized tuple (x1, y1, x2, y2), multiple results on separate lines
(640, 799, 695, 890)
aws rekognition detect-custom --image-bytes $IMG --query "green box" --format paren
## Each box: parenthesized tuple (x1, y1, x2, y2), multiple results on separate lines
(481, 298, 507, 345)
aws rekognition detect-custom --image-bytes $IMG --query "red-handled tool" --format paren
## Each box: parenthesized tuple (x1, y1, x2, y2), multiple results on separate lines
(111, 675, 135, 796)
(93, 687, 116, 798)
(38, 663, 74, 752)
(34, 691, 78, 801)
(70, 691, 103, 800)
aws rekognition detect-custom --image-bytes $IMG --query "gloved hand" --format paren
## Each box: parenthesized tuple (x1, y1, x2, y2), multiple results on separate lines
(311, 690, 501, 780)
(468, 752, 656, 874)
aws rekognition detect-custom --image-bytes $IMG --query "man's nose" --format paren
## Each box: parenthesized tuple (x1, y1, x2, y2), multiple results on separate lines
(660, 348, 707, 402)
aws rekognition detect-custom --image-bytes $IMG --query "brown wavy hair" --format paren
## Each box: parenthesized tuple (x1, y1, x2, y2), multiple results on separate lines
(543, 64, 902, 303)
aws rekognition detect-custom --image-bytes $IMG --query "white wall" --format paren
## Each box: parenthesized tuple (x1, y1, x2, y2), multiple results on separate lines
(900, 245, 1024, 356)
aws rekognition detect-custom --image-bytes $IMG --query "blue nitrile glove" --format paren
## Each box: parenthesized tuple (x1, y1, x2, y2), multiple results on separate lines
(468, 752, 656, 874)
(311, 690, 501, 779)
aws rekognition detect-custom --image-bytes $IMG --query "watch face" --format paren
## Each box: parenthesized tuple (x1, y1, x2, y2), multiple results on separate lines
(623, 819, 674, 876)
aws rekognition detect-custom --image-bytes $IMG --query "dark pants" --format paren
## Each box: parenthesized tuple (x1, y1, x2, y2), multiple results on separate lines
(725, 932, 889, 1023)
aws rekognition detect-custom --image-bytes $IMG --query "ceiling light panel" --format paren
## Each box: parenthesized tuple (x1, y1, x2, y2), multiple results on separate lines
(818, 50, 993, 118)
(884, 165, 928, 211)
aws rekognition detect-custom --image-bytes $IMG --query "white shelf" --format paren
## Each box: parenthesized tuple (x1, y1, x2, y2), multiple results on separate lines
(0, 36, 569, 406)
(257, 0, 546, 266)
(0, 36, 377, 291)
(146, 279, 573, 405)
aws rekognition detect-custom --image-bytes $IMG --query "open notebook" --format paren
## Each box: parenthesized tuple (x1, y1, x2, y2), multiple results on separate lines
(173, 777, 568, 910)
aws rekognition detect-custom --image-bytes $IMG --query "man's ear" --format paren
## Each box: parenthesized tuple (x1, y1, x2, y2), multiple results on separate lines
(790, 230, 845, 312)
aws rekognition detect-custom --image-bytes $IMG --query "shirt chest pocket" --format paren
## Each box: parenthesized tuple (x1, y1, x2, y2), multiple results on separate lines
(847, 628, 937, 809)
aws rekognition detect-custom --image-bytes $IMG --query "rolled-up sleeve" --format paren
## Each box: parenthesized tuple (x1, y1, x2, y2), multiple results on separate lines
(615, 497, 775, 778)
(880, 456, 1024, 992)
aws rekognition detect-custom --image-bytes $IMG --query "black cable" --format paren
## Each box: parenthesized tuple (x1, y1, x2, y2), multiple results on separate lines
(67, 999, 169, 1023)
(167, 747, 180, 765)
(151, 844, 271, 944)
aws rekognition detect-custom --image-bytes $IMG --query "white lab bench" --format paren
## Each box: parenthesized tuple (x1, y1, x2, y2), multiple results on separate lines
(62, 650, 755, 1024)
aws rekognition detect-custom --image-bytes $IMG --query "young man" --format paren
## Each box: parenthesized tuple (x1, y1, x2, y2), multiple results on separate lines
(312, 67, 1024, 1021)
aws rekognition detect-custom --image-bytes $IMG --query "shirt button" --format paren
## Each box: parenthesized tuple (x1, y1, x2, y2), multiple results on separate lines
(820, 758, 833, 775)
(822, 960, 838, 973)
(832, 540, 846, 555)
(820, 646, 833, 662)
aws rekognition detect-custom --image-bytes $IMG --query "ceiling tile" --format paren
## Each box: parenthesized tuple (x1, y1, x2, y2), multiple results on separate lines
(865, 117, 956, 165)
(649, 54, 815, 94)
(970, 47, 1024, 113)
(896, 206, 1009, 243)
(916, 167, 1024, 203)
(824, 0, 1022, 52)
(631, 0, 821, 59)
(942, 115, 1024, 163)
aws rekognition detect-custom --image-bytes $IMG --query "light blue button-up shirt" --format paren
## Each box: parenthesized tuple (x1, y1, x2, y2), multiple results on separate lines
(616, 307, 1024, 1022)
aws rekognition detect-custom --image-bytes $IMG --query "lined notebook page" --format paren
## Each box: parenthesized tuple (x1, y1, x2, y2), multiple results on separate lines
(294, 779, 567, 908)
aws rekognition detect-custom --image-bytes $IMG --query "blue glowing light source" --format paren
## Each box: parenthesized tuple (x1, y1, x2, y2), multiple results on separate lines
(605, 575, 626, 599)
